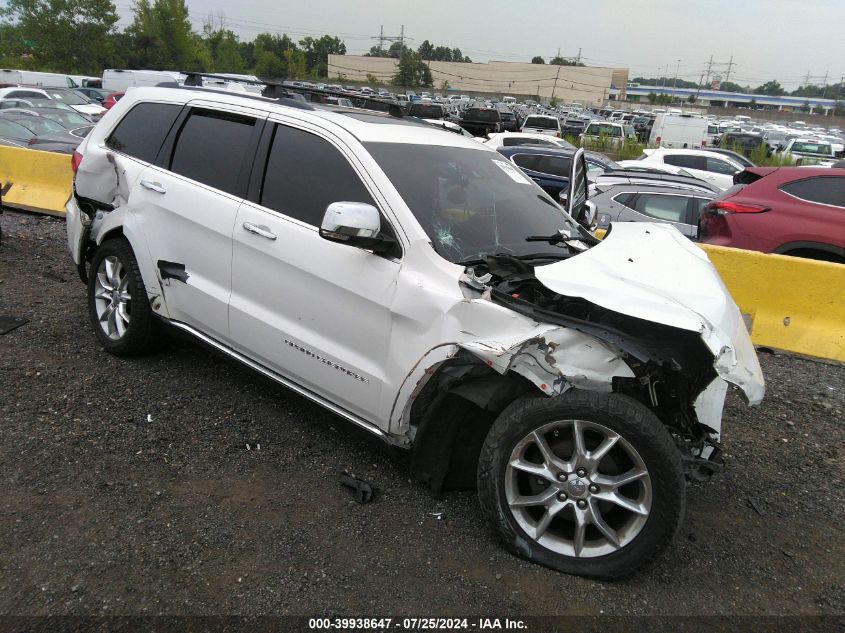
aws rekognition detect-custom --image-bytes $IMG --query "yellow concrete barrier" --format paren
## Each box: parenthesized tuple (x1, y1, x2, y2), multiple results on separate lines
(592, 227, 844, 361)
(700, 244, 845, 362)
(0, 145, 72, 216)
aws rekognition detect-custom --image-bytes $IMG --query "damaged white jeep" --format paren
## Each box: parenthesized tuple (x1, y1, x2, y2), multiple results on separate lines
(66, 87, 764, 579)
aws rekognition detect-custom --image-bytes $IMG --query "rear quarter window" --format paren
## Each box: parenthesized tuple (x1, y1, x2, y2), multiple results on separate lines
(106, 102, 182, 163)
(779, 177, 845, 208)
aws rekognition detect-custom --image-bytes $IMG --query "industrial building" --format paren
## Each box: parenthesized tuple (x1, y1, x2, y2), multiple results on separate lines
(328, 55, 627, 105)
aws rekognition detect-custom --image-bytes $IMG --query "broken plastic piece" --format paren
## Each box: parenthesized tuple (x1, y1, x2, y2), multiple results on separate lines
(0, 316, 28, 335)
(340, 472, 375, 504)
(157, 260, 189, 283)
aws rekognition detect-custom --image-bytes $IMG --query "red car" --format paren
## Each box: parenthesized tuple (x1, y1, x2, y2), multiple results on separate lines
(102, 92, 124, 110)
(699, 167, 845, 263)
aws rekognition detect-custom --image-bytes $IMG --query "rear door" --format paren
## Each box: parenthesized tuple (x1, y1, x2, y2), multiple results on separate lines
(130, 104, 265, 343)
(615, 192, 700, 238)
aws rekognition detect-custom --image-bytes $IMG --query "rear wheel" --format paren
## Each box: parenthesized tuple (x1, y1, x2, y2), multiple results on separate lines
(477, 389, 685, 579)
(88, 238, 160, 356)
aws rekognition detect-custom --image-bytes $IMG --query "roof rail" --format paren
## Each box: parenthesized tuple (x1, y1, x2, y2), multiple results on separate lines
(153, 77, 315, 111)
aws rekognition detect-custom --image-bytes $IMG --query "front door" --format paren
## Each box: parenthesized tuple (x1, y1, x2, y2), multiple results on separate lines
(229, 122, 402, 424)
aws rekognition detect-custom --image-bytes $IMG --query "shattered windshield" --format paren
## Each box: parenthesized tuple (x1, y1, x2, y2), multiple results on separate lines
(366, 142, 584, 263)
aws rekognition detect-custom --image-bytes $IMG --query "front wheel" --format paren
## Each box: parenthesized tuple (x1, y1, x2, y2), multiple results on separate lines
(477, 390, 685, 579)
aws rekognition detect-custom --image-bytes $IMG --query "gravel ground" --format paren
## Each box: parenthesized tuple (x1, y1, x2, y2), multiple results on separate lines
(1, 209, 843, 619)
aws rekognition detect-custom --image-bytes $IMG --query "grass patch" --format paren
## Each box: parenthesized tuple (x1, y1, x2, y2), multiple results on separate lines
(563, 133, 647, 161)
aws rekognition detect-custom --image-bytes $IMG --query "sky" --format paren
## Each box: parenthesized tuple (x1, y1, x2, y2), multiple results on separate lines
(113, 0, 845, 91)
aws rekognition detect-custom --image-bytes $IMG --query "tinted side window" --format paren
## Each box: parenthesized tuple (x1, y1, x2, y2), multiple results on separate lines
(780, 177, 845, 208)
(613, 192, 637, 208)
(633, 194, 690, 223)
(664, 154, 706, 170)
(512, 154, 542, 172)
(170, 109, 256, 196)
(107, 102, 181, 163)
(260, 124, 376, 227)
(6, 90, 43, 98)
(705, 157, 738, 175)
(539, 155, 572, 178)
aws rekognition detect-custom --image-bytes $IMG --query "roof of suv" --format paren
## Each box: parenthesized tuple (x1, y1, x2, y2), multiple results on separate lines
(110, 87, 487, 150)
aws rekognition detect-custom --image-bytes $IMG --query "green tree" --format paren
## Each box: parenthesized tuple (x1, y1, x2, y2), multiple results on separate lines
(719, 81, 749, 93)
(254, 50, 284, 80)
(387, 41, 409, 59)
(418, 39, 434, 60)
(202, 19, 244, 73)
(531, 56, 545, 64)
(0, 0, 119, 74)
(365, 45, 390, 58)
(754, 80, 785, 96)
(299, 35, 345, 77)
(550, 56, 584, 66)
(282, 49, 307, 79)
(391, 51, 432, 87)
(253, 32, 298, 59)
(127, 0, 208, 70)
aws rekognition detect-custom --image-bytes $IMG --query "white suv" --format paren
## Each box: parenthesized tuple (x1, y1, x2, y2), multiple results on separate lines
(637, 148, 745, 190)
(66, 86, 764, 579)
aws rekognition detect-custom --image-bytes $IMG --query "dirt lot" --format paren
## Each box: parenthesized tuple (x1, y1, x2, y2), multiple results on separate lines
(1, 210, 843, 620)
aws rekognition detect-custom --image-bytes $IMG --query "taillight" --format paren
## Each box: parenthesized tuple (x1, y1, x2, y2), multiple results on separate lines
(28, 138, 37, 146)
(701, 140, 707, 146)
(655, 136, 662, 145)
(71, 150, 83, 173)
(705, 201, 769, 214)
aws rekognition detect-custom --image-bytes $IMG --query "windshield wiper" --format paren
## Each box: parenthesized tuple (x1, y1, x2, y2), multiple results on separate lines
(525, 229, 592, 251)
(457, 251, 572, 266)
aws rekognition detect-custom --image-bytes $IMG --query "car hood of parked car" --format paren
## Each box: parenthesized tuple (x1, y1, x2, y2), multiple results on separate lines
(532, 221, 765, 404)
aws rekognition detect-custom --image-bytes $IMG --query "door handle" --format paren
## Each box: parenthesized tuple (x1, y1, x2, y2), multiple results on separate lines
(140, 179, 166, 194)
(242, 222, 277, 240)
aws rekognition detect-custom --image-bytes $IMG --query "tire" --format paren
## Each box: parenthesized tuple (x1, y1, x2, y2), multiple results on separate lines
(87, 237, 161, 356)
(477, 389, 685, 579)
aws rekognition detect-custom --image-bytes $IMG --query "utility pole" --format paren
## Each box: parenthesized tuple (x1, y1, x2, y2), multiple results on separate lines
(704, 54, 714, 87)
(821, 70, 829, 98)
(723, 56, 734, 85)
(576, 47, 582, 65)
(803, 70, 811, 89)
(671, 59, 681, 102)
(400, 25, 404, 52)
(695, 71, 705, 103)
(551, 60, 562, 102)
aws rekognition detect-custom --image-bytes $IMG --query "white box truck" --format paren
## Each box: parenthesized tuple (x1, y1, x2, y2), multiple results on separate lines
(102, 69, 183, 92)
(0, 69, 80, 88)
(649, 112, 710, 149)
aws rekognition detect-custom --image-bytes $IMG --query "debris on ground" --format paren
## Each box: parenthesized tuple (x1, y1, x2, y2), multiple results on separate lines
(340, 471, 375, 504)
(0, 316, 28, 335)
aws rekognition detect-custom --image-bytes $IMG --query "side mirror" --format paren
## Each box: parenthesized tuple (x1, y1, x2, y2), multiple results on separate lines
(582, 200, 598, 230)
(319, 202, 396, 254)
(564, 147, 591, 229)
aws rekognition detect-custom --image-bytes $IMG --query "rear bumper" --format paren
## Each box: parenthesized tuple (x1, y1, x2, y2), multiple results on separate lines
(66, 196, 87, 266)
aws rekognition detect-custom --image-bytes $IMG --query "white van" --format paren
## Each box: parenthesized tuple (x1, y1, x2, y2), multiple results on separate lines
(649, 112, 710, 149)
(502, 96, 516, 105)
(102, 69, 183, 92)
(0, 69, 79, 88)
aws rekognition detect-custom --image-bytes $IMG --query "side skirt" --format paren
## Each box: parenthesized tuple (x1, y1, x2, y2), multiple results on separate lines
(165, 320, 404, 446)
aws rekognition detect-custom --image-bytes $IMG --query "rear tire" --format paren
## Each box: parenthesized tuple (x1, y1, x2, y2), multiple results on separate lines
(477, 389, 685, 579)
(87, 238, 161, 356)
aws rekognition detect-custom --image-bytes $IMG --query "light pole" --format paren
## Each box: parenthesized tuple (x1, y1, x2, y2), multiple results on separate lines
(671, 59, 681, 103)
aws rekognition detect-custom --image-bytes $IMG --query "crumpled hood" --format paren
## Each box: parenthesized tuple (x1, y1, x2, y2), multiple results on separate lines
(534, 223, 765, 404)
